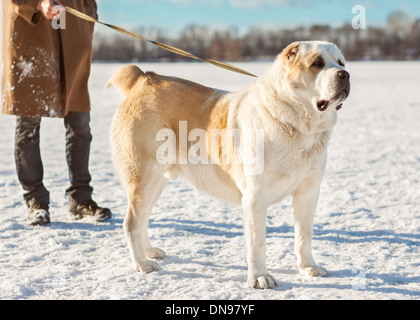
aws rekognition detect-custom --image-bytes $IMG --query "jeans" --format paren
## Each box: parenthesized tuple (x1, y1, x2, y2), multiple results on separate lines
(15, 112, 93, 209)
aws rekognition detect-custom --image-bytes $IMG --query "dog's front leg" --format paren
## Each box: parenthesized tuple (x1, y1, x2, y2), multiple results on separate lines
(242, 191, 277, 289)
(293, 180, 328, 277)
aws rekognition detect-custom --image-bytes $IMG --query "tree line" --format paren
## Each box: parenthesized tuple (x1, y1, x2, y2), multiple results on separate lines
(92, 11, 420, 62)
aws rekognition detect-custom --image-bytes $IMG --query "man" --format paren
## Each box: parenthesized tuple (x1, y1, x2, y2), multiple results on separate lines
(2, 0, 112, 226)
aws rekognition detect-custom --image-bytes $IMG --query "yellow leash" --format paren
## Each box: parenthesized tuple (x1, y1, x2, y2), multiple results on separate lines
(64, 6, 257, 78)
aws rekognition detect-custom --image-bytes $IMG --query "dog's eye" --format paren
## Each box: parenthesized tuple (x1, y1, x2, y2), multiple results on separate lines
(338, 60, 345, 67)
(311, 59, 325, 69)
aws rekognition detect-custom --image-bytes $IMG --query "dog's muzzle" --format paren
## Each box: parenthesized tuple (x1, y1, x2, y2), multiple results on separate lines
(317, 70, 351, 112)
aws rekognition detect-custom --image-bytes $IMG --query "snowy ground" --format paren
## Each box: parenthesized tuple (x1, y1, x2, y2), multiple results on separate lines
(0, 61, 419, 300)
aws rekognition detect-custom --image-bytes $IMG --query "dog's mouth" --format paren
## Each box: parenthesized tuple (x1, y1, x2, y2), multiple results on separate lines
(317, 100, 329, 112)
(317, 89, 349, 112)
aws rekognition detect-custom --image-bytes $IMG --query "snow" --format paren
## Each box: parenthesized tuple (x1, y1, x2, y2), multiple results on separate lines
(0, 61, 419, 300)
(17, 60, 35, 83)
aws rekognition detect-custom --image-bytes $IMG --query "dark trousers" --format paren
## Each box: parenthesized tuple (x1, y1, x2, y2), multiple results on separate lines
(15, 112, 93, 209)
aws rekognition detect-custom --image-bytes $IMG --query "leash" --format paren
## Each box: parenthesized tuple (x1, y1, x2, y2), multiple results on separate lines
(63, 6, 257, 78)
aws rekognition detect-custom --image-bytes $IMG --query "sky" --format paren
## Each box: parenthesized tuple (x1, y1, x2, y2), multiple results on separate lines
(95, 0, 420, 34)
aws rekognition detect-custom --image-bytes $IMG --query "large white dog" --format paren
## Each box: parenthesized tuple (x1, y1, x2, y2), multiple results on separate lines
(108, 41, 350, 289)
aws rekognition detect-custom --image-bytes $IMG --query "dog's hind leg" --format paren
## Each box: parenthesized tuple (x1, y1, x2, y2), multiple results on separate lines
(123, 167, 167, 273)
(144, 177, 168, 260)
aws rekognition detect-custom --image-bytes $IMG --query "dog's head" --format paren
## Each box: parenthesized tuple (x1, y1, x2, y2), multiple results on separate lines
(275, 41, 350, 112)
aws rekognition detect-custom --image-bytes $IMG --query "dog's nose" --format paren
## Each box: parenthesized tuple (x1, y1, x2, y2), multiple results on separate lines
(337, 70, 350, 80)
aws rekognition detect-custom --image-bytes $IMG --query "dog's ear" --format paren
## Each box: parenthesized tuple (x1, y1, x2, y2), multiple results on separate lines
(282, 42, 300, 64)
(276, 42, 301, 80)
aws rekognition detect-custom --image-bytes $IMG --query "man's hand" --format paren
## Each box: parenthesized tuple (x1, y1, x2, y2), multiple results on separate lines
(36, 0, 63, 20)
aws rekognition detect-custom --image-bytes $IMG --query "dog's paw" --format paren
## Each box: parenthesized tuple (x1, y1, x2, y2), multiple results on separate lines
(146, 247, 167, 260)
(135, 260, 161, 274)
(248, 273, 278, 290)
(299, 265, 328, 277)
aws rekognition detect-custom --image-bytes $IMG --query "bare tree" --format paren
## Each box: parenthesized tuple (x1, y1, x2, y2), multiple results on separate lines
(92, 10, 420, 62)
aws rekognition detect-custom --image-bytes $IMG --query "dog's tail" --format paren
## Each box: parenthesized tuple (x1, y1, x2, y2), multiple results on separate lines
(106, 64, 145, 96)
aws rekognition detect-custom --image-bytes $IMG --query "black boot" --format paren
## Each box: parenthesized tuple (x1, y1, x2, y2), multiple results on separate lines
(69, 199, 112, 222)
(28, 203, 51, 226)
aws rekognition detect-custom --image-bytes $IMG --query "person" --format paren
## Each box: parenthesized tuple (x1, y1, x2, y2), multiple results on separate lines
(2, 0, 112, 226)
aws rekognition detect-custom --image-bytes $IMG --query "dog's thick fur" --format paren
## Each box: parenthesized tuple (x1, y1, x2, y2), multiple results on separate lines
(109, 41, 350, 289)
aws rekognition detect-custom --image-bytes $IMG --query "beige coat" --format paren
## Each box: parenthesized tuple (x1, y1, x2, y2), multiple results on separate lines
(2, 0, 97, 118)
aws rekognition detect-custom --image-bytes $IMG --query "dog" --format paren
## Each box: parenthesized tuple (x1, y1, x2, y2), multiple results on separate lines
(108, 41, 350, 289)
